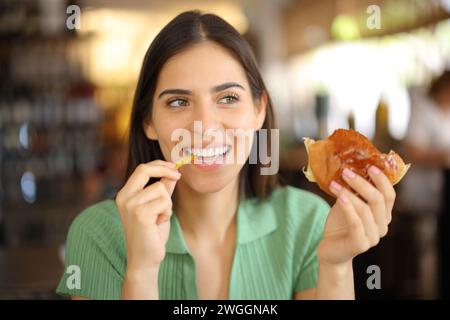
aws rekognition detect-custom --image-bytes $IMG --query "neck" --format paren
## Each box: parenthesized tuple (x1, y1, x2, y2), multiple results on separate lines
(174, 177, 240, 244)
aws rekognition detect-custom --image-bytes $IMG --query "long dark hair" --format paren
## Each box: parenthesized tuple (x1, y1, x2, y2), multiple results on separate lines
(124, 10, 280, 200)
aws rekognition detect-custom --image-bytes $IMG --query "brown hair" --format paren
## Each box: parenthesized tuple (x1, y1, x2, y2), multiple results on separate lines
(123, 10, 280, 200)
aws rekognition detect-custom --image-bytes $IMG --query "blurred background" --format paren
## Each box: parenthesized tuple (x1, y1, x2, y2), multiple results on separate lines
(1, 0, 450, 299)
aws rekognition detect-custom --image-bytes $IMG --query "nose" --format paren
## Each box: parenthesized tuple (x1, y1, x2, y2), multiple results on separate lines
(190, 98, 222, 136)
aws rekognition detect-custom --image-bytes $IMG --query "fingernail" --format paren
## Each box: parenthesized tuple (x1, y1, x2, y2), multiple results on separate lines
(369, 165, 380, 175)
(173, 171, 181, 177)
(330, 180, 342, 192)
(340, 193, 349, 203)
(167, 162, 176, 168)
(343, 168, 356, 179)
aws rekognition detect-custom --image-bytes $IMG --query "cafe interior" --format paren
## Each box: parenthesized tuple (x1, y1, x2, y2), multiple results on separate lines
(0, 0, 450, 299)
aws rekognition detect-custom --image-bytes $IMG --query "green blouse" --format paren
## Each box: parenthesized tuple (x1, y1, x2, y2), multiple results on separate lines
(56, 186, 330, 299)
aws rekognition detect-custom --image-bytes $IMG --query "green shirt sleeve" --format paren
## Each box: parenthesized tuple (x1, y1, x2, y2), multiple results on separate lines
(56, 200, 126, 300)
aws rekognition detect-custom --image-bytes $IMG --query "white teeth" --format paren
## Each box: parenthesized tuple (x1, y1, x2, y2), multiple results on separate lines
(185, 146, 229, 158)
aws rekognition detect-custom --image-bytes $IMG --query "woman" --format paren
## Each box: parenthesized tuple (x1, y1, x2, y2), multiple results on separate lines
(402, 70, 450, 297)
(402, 70, 450, 214)
(56, 11, 395, 300)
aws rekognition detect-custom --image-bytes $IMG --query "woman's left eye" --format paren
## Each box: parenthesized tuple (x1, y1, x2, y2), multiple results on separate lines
(218, 94, 239, 104)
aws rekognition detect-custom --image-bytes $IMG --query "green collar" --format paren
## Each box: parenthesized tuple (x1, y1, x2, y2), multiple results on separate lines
(165, 197, 279, 254)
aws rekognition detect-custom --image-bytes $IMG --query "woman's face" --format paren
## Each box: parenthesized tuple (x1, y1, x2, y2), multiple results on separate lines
(144, 41, 266, 194)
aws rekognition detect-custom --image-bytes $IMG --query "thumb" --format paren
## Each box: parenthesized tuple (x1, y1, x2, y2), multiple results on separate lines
(160, 177, 178, 196)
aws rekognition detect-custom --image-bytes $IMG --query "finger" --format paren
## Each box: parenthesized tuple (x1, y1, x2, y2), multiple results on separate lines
(341, 168, 388, 236)
(122, 163, 181, 196)
(151, 160, 177, 169)
(156, 210, 172, 225)
(335, 192, 370, 256)
(157, 219, 171, 242)
(368, 165, 396, 224)
(155, 201, 172, 225)
(127, 181, 170, 208)
(330, 181, 380, 245)
(343, 188, 380, 245)
(161, 177, 178, 196)
(136, 197, 172, 225)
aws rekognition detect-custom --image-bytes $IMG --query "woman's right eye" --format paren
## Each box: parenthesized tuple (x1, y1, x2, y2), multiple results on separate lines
(167, 98, 189, 108)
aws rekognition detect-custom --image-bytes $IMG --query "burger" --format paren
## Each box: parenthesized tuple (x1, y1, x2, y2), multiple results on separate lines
(303, 129, 410, 196)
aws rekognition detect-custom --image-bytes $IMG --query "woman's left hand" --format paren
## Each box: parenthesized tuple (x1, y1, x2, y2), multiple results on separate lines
(317, 165, 396, 266)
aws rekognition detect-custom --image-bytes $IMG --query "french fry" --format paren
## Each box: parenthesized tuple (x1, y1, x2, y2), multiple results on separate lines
(174, 154, 196, 169)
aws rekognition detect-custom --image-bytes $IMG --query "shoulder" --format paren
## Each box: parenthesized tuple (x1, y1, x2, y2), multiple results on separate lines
(269, 185, 330, 209)
(58, 199, 125, 299)
(66, 199, 124, 252)
(268, 185, 330, 223)
(242, 186, 330, 241)
(267, 186, 330, 243)
(69, 199, 121, 234)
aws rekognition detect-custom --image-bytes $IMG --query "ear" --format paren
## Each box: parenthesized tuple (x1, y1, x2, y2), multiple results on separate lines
(143, 117, 158, 140)
(254, 91, 268, 130)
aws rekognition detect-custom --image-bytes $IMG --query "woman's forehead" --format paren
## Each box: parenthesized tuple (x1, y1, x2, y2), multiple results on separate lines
(156, 41, 248, 90)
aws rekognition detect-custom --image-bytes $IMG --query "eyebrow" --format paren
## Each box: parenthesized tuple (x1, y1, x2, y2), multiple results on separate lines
(211, 82, 245, 93)
(157, 82, 245, 99)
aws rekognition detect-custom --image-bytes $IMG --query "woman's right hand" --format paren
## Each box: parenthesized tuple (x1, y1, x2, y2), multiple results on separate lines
(115, 160, 181, 274)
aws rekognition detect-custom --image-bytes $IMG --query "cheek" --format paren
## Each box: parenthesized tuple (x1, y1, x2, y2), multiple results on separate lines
(220, 103, 259, 158)
(223, 103, 259, 130)
(151, 116, 185, 157)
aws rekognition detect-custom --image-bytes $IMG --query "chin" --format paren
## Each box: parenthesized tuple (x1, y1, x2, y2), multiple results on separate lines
(187, 180, 229, 194)
(179, 165, 241, 194)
